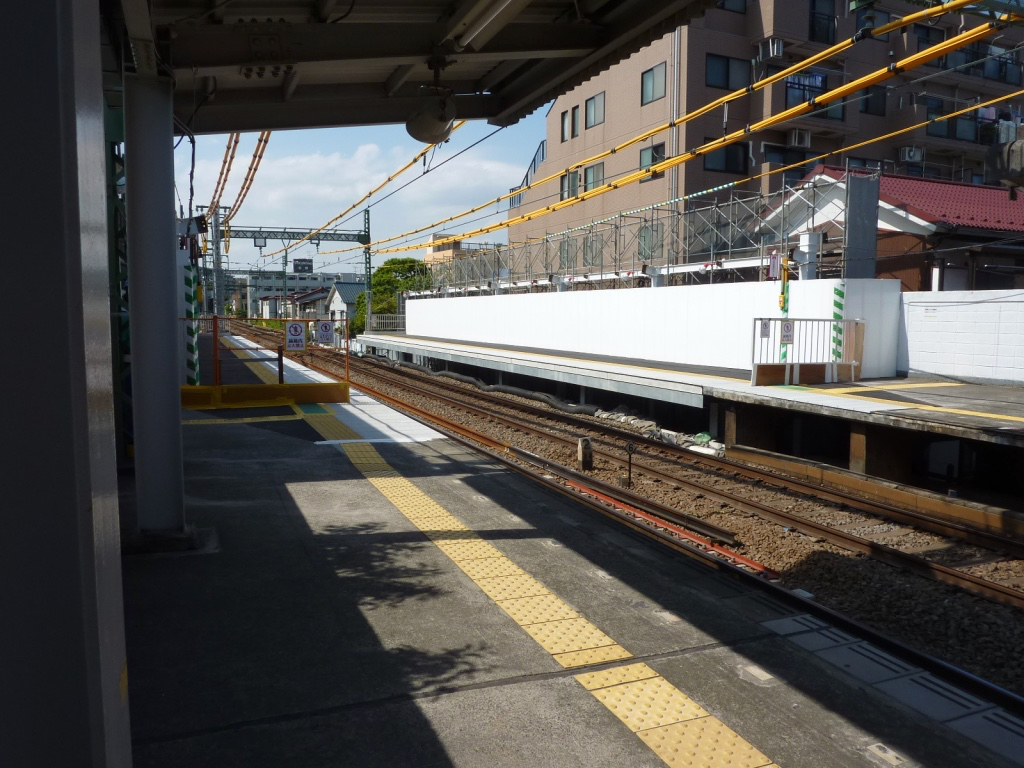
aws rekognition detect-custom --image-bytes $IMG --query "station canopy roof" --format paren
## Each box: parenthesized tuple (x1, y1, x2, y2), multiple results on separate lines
(105, 0, 715, 135)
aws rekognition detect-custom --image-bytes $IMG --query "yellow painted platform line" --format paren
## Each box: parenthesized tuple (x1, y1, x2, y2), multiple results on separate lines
(398, 335, 750, 383)
(822, 382, 964, 394)
(825, 391, 1024, 425)
(341, 442, 778, 768)
(183, 415, 303, 426)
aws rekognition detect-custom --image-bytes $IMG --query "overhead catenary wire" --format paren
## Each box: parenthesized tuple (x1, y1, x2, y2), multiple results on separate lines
(259, 120, 468, 259)
(316, 0, 984, 258)
(208, 132, 241, 214)
(223, 130, 271, 226)
(374, 14, 1015, 255)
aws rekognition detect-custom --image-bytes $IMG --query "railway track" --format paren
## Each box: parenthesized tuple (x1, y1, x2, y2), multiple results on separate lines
(225, 322, 1024, 698)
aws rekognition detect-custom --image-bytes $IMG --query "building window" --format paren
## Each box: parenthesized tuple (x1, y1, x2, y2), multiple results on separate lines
(559, 238, 575, 269)
(585, 92, 605, 128)
(584, 162, 604, 191)
(583, 233, 603, 267)
(638, 223, 663, 261)
(915, 23, 945, 67)
(704, 140, 748, 174)
(846, 156, 882, 171)
(764, 144, 811, 188)
(856, 8, 889, 41)
(641, 62, 666, 105)
(640, 143, 665, 181)
(785, 72, 843, 120)
(560, 111, 570, 142)
(716, 0, 746, 12)
(809, 0, 835, 45)
(860, 86, 886, 116)
(571, 105, 580, 137)
(706, 54, 750, 91)
(560, 171, 579, 200)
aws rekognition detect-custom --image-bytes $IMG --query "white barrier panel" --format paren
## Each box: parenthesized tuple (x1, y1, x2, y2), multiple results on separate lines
(900, 290, 1024, 383)
(407, 279, 900, 378)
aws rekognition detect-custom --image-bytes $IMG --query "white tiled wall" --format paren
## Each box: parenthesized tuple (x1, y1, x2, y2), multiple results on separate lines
(900, 290, 1024, 383)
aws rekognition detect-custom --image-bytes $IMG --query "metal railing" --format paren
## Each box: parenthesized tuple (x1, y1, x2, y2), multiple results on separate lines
(751, 317, 864, 385)
(368, 314, 406, 332)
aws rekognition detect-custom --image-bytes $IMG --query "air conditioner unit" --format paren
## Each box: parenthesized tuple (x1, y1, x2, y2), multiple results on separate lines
(788, 128, 811, 149)
(756, 37, 784, 64)
(899, 146, 924, 163)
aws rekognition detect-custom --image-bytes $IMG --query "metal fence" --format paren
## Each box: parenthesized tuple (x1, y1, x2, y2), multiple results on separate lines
(368, 314, 406, 332)
(751, 317, 863, 385)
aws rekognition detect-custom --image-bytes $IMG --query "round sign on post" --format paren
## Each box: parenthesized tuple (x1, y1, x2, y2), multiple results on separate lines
(317, 321, 334, 345)
(285, 321, 307, 351)
(781, 320, 795, 344)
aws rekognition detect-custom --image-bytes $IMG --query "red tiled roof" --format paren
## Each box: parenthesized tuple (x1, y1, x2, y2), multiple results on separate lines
(815, 165, 1024, 233)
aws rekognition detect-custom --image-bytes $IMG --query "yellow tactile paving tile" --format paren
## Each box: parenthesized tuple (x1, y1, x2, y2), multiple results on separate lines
(575, 662, 660, 690)
(455, 557, 527, 581)
(433, 539, 505, 561)
(244, 360, 279, 384)
(340, 442, 777, 768)
(554, 645, 634, 668)
(589, 678, 710, 733)
(495, 593, 580, 625)
(474, 573, 551, 601)
(637, 718, 775, 768)
(183, 415, 302, 426)
(520, 617, 620, 655)
(304, 414, 362, 441)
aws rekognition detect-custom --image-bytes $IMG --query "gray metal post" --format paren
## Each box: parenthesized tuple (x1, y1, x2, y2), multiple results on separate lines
(125, 74, 186, 532)
(7, 0, 131, 764)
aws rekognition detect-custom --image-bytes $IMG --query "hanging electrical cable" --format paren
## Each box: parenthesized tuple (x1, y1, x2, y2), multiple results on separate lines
(223, 130, 271, 225)
(373, 14, 1017, 254)
(208, 132, 240, 214)
(258, 120, 467, 259)
(315, 0, 985, 258)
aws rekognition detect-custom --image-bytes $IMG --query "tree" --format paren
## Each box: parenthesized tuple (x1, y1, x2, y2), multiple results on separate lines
(351, 257, 430, 335)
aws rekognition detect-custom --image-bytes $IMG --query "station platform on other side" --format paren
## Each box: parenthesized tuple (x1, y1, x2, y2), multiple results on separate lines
(356, 333, 1024, 448)
(122, 335, 1024, 767)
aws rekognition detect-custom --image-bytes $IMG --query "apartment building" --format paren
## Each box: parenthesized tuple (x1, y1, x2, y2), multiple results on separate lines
(506, 0, 1024, 247)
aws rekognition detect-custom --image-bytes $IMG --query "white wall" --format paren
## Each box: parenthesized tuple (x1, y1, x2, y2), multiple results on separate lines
(900, 290, 1024, 383)
(408, 279, 901, 376)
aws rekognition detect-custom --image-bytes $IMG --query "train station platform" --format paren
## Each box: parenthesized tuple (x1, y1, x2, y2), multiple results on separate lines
(357, 333, 1024, 447)
(122, 333, 1024, 767)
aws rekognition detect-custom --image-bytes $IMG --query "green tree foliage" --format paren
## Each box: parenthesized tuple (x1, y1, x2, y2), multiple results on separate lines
(351, 257, 430, 336)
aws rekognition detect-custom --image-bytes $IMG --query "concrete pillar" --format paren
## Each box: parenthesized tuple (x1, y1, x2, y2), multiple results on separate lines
(5, 0, 132, 763)
(125, 75, 186, 532)
(724, 407, 738, 448)
(849, 423, 867, 474)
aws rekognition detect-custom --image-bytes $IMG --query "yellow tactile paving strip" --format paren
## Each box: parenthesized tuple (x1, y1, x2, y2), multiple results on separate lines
(220, 337, 281, 385)
(342, 441, 778, 768)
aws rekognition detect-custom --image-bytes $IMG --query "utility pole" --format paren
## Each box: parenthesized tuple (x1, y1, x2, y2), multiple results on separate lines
(363, 208, 373, 331)
(282, 248, 289, 319)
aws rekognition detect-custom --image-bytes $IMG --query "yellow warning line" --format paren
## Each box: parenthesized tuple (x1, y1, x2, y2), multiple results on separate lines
(183, 415, 303, 426)
(822, 382, 964, 394)
(398, 335, 750, 383)
(822, 391, 1024, 424)
(342, 442, 776, 768)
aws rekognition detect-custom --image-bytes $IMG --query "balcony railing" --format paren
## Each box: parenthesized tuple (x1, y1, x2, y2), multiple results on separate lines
(809, 12, 835, 45)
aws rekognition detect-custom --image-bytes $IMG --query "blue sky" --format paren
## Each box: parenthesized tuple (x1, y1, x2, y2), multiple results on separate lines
(173, 111, 548, 275)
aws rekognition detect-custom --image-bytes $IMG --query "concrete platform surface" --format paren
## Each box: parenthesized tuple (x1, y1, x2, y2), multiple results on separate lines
(123, 383, 1022, 767)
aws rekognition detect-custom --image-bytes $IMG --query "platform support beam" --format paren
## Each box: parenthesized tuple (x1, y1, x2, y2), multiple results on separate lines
(849, 423, 867, 474)
(125, 74, 187, 532)
(724, 406, 737, 448)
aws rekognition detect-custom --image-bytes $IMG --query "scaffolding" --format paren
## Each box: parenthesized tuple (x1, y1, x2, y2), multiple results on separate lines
(421, 176, 855, 296)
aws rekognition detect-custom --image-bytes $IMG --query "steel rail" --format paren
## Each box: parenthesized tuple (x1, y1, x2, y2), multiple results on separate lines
(357, 357, 1024, 560)
(346, 358, 1024, 611)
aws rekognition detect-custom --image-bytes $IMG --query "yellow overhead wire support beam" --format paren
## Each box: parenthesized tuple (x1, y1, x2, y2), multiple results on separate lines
(260, 120, 468, 260)
(208, 132, 240, 215)
(317, 0, 981, 258)
(376, 14, 1013, 254)
(223, 130, 271, 226)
